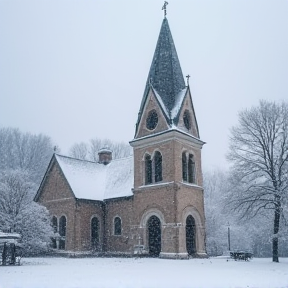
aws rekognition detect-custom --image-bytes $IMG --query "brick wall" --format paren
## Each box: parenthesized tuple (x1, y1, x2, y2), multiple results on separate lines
(105, 197, 134, 253)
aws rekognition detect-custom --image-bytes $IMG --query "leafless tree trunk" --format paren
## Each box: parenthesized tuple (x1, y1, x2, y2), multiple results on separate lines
(227, 100, 288, 262)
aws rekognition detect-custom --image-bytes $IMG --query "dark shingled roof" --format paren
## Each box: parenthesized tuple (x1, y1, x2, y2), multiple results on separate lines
(136, 18, 186, 131)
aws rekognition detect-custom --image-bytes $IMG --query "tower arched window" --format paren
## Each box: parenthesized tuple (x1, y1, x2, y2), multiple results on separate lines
(182, 152, 188, 182)
(59, 215, 67, 250)
(144, 151, 163, 185)
(182, 152, 196, 184)
(114, 217, 122, 236)
(154, 151, 162, 183)
(145, 154, 152, 184)
(188, 154, 195, 183)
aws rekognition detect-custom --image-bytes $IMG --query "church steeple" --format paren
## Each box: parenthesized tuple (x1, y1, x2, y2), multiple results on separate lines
(138, 18, 186, 121)
(146, 18, 185, 112)
(134, 16, 201, 140)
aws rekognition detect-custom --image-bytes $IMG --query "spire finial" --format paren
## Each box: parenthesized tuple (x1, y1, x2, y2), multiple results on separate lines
(186, 75, 190, 86)
(162, 1, 168, 18)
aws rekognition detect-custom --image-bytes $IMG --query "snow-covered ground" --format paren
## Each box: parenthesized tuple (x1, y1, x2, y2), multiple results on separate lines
(1, 256, 287, 288)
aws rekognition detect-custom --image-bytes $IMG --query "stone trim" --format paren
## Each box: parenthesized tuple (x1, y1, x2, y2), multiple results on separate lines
(182, 206, 206, 254)
(160, 252, 189, 259)
(130, 129, 205, 149)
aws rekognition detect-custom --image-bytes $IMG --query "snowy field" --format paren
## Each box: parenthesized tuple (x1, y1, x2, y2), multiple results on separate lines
(0, 256, 288, 288)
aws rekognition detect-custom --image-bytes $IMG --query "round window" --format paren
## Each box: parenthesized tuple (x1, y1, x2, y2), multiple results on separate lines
(146, 110, 158, 130)
(183, 110, 191, 130)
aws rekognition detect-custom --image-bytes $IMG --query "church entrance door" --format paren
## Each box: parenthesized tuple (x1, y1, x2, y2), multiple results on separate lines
(148, 216, 161, 257)
(186, 215, 196, 255)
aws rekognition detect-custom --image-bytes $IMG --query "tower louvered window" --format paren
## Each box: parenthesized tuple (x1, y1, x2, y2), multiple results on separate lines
(154, 151, 162, 182)
(182, 152, 195, 184)
(145, 154, 152, 184)
(145, 151, 163, 185)
(182, 152, 188, 182)
(188, 154, 195, 183)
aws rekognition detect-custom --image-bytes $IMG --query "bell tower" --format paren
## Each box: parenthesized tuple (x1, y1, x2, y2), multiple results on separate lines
(130, 10, 207, 259)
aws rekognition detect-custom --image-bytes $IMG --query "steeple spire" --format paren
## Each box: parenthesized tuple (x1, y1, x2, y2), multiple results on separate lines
(141, 17, 186, 116)
(134, 12, 202, 140)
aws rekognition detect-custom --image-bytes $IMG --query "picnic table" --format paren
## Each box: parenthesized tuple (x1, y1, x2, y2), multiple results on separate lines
(230, 251, 253, 261)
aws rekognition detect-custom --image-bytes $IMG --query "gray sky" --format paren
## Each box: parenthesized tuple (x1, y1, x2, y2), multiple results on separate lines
(1, 0, 287, 170)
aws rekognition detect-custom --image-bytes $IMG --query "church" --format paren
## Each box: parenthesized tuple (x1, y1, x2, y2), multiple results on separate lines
(35, 10, 207, 259)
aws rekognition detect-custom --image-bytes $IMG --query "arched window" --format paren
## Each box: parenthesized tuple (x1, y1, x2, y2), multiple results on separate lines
(52, 216, 58, 233)
(114, 217, 122, 236)
(182, 152, 196, 184)
(182, 152, 188, 182)
(91, 217, 99, 249)
(59, 215, 66, 250)
(145, 154, 152, 184)
(51, 216, 58, 249)
(154, 151, 162, 183)
(188, 154, 195, 183)
(144, 151, 163, 185)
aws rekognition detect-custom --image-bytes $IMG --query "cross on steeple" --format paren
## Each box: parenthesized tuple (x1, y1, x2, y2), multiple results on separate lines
(186, 75, 190, 86)
(162, 1, 168, 17)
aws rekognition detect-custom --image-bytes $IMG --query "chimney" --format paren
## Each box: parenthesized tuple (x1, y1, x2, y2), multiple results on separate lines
(98, 147, 112, 165)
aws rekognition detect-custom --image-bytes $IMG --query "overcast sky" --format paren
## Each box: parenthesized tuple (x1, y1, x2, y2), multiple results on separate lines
(1, 0, 287, 170)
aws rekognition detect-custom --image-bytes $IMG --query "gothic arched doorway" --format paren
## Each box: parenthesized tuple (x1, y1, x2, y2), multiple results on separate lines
(186, 215, 196, 255)
(148, 215, 161, 257)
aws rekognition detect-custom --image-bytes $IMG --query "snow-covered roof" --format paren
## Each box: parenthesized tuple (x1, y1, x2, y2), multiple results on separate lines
(55, 155, 133, 201)
(98, 147, 112, 153)
(152, 87, 169, 119)
(170, 87, 188, 119)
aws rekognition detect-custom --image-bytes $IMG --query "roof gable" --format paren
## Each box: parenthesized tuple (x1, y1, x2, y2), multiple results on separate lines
(135, 88, 170, 139)
(34, 154, 76, 202)
(174, 87, 200, 138)
(135, 18, 186, 133)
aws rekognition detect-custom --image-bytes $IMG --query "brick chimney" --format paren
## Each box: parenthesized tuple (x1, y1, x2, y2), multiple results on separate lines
(98, 147, 112, 165)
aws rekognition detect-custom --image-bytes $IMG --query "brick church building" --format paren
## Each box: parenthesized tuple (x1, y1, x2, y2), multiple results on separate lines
(35, 13, 207, 259)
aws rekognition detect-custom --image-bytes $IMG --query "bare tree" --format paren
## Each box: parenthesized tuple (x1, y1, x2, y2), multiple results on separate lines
(69, 138, 132, 161)
(204, 169, 229, 255)
(0, 127, 54, 184)
(227, 100, 288, 262)
(69, 142, 89, 160)
(0, 169, 53, 254)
